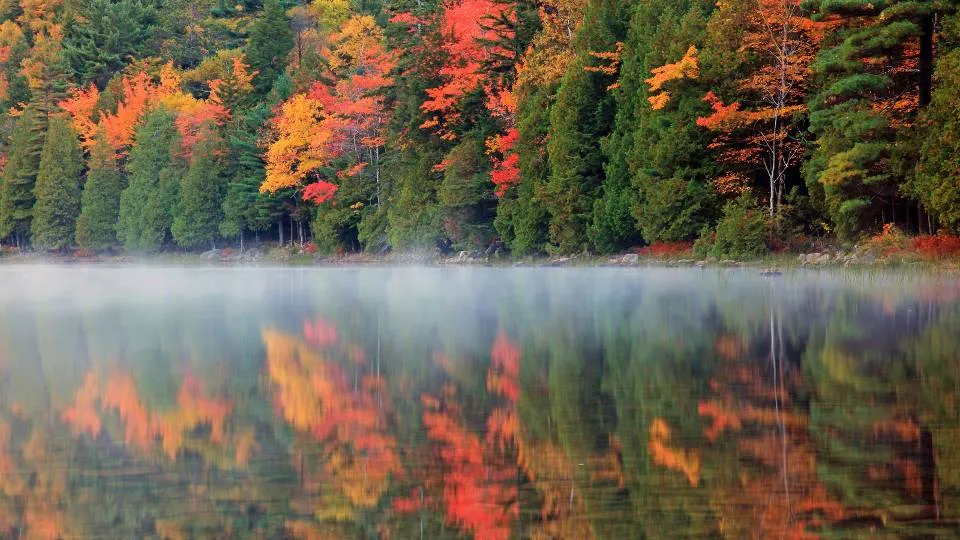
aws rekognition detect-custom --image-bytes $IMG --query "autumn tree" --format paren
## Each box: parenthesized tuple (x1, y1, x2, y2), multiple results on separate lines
(697, 0, 826, 218)
(30, 115, 83, 250)
(75, 132, 123, 250)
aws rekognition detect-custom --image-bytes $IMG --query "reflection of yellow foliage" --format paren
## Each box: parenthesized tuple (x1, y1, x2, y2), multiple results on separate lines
(821, 347, 858, 387)
(286, 519, 343, 539)
(264, 329, 401, 514)
(649, 417, 700, 486)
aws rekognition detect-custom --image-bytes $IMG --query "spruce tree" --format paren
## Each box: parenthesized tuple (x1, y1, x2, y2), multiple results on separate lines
(172, 131, 225, 249)
(76, 133, 123, 250)
(0, 107, 44, 246)
(117, 108, 183, 252)
(246, 0, 294, 95)
(31, 116, 83, 250)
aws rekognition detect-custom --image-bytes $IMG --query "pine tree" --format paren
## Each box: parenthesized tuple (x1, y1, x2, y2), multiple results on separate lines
(438, 132, 496, 251)
(76, 133, 123, 250)
(172, 128, 225, 249)
(246, 0, 294, 95)
(804, 0, 953, 238)
(0, 107, 45, 246)
(117, 108, 183, 252)
(62, 0, 157, 87)
(31, 116, 84, 250)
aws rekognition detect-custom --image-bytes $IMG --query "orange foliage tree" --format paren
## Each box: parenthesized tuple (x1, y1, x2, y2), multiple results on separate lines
(696, 0, 829, 210)
(262, 16, 395, 207)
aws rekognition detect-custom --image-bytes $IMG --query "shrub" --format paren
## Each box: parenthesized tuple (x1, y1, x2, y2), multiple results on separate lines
(910, 233, 960, 260)
(868, 223, 908, 256)
(698, 194, 769, 259)
(639, 241, 693, 257)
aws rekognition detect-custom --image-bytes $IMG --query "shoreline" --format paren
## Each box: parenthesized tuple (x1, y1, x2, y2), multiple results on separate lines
(2, 247, 959, 273)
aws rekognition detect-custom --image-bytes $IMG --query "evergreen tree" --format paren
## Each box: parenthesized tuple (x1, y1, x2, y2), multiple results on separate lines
(494, 88, 550, 256)
(246, 0, 294, 95)
(62, 0, 157, 88)
(117, 108, 183, 252)
(804, 0, 952, 238)
(544, 0, 627, 253)
(31, 116, 83, 250)
(76, 133, 123, 250)
(911, 13, 960, 233)
(438, 132, 496, 251)
(172, 129, 225, 249)
(0, 107, 44, 246)
(609, 0, 717, 243)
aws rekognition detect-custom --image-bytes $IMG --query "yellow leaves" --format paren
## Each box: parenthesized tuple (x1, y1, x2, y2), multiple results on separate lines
(262, 93, 331, 194)
(646, 45, 699, 110)
(310, 0, 351, 31)
(648, 417, 701, 486)
(326, 15, 386, 75)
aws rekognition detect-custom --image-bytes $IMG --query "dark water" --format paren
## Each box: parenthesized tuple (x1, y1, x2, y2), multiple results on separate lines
(0, 266, 959, 539)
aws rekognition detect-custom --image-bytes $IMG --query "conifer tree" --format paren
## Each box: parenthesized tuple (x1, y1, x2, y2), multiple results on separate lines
(804, 0, 952, 237)
(545, 0, 627, 253)
(0, 107, 44, 246)
(172, 128, 225, 248)
(76, 133, 123, 250)
(117, 108, 183, 252)
(31, 116, 83, 250)
(246, 0, 294, 95)
(62, 0, 157, 87)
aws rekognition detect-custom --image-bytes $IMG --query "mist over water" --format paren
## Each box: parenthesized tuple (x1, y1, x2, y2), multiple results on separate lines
(0, 265, 958, 537)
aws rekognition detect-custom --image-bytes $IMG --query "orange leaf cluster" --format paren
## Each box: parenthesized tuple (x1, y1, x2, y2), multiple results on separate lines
(646, 46, 699, 110)
(648, 417, 701, 486)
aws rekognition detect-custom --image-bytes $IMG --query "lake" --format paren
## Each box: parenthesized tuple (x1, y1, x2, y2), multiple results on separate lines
(0, 265, 958, 538)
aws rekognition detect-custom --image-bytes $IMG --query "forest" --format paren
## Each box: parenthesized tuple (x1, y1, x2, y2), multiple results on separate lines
(0, 0, 958, 257)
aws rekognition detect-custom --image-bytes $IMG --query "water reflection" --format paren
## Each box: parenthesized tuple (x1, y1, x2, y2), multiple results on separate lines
(0, 266, 958, 538)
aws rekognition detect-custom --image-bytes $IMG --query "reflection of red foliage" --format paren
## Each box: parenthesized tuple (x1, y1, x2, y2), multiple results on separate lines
(488, 330, 520, 402)
(421, 392, 517, 540)
(303, 318, 338, 348)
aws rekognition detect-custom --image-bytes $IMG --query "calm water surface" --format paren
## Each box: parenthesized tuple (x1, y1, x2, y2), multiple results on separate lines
(0, 265, 959, 538)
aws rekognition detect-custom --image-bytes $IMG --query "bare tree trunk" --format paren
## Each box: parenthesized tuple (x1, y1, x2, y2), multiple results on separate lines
(278, 218, 284, 246)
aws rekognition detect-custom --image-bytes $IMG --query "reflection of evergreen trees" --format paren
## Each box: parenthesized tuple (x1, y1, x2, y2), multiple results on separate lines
(0, 269, 957, 536)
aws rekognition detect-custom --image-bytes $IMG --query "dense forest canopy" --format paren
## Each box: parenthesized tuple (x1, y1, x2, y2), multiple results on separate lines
(0, 0, 957, 255)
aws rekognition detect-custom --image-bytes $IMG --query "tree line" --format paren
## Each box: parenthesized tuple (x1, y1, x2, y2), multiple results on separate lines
(0, 0, 957, 256)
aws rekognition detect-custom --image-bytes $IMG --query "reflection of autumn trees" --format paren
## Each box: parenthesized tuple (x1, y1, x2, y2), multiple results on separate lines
(263, 324, 401, 528)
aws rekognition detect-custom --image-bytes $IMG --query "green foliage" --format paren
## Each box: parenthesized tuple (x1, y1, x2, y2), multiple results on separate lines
(804, 0, 946, 238)
(611, 0, 718, 244)
(694, 193, 768, 259)
(117, 108, 183, 252)
(76, 134, 123, 251)
(246, 0, 294, 95)
(544, 0, 625, 254)
(0, 107, 44, 244)
(438, 133, 496, 251)
(172, 132, 225, 249)
(912, 25, 960, 232)
(63, 0, 157, 88)
(494, 88, 550, 256)
(30, 116, 83, 250)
